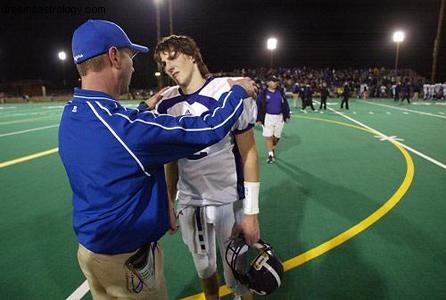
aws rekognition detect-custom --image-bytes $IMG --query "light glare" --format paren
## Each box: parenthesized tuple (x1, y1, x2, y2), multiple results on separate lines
(58, 51, 67, 61)
(267, 38, 277, 50)
(393, 31, 405, 43)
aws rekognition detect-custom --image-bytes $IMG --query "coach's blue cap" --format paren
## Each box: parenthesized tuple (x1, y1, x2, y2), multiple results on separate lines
(72, 19, 149, 64)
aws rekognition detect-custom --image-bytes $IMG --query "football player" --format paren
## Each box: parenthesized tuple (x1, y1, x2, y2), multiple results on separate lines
(154, 35, 261, 300)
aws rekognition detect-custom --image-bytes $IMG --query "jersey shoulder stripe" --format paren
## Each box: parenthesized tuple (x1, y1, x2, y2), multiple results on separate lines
(156, 86, 181, 114)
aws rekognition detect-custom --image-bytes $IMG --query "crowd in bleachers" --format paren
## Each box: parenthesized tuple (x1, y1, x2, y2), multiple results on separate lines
(219, 67, 446, 100)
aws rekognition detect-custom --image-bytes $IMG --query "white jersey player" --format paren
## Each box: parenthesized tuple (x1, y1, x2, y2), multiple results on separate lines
(157, 78, 257, 207)
(154, 35, 260, 300)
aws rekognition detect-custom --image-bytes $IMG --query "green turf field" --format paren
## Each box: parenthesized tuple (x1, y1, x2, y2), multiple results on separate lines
(1, 98, 446, 299)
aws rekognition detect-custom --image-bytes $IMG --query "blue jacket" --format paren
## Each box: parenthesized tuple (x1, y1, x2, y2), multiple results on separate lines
(59, 86, 247, 254)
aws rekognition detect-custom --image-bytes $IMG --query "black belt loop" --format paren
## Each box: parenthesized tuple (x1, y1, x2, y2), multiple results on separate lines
(195, 207, 206, 251)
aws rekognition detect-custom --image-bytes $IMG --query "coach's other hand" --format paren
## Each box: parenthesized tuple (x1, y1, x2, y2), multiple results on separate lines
(144, 87, 169, 110)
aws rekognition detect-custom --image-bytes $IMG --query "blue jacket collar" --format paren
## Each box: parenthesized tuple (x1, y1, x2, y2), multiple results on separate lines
(73, 88, 119, 104)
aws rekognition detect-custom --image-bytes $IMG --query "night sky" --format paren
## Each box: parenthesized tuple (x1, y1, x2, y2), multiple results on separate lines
(1, 0, 445, 88)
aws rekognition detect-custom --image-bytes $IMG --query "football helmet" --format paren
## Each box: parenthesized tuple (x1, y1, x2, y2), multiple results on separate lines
(225, 236, 284, 295)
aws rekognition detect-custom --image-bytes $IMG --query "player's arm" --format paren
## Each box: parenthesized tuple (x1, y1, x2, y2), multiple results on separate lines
(165, 161, 179, 234)
(235, 128, 260, 246)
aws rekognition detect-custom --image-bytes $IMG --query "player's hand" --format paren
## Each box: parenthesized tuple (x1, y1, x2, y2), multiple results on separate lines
(240, 214, 260, 245)
(168, 204, 178, 235)
(145, 87, 169, 109)
(228, 77, 259, 99)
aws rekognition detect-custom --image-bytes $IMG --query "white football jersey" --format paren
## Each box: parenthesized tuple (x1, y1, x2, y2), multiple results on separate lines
(155, 77, 257, 206)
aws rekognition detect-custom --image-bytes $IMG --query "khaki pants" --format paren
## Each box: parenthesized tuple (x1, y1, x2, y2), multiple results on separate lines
(77, 243, 168, 300)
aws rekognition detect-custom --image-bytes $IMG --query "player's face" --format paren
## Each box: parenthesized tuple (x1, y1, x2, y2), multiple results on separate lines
(267, 80, 279, 90)
(118, 48, 135, 94)
(159, 51, 196, 88)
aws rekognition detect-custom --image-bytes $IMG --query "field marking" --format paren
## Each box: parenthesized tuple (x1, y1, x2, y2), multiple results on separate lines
(66, 280, 89, 300)
(42, 105, 64, 109)
(328, 106, 446, 170)
(375, 135, 404, 142)
(181, 116, 415, 300)
(0, 115, 59, 126)
(0, 147, 58, 168)
(0, 111, 60, 119)
(360, 100, 446, 119)
(0, 124, 59, 138)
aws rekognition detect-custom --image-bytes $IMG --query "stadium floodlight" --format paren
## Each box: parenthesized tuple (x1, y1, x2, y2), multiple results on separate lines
(267, 38, 277, 51)
(266, 37, 278, 68)
(392, 31, 405, 43)
(392, 31, 405, 73)
(58, 51, 67, 61)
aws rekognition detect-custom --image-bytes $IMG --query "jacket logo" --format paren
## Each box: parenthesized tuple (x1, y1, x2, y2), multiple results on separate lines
(74, 54, 84, 62)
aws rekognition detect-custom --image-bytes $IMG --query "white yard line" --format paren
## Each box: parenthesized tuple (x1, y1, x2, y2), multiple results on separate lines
(0, 111, 59, 119)
(0, 115, 58, 126)
(66, 280, 89, 300)
(327, 106, 446, 170)
(0, 124, 59, 137)
(359, 100, 446, 119)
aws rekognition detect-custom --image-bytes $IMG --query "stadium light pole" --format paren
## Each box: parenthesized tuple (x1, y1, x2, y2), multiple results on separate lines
(154, 0, 163, 88)
(58, 51, 67, 88)
(168, 0, 173, 35)
(267, 38, 277, 68)
(154, 0, 162, 42)
(392, 31, 405, 75)
(431, 0, 445, 82)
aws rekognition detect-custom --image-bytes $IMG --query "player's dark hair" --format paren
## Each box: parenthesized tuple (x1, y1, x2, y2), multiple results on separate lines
(154, 35, 210, 78)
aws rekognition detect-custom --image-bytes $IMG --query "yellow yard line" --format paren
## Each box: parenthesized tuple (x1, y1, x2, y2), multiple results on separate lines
(0, 147, 59, 168)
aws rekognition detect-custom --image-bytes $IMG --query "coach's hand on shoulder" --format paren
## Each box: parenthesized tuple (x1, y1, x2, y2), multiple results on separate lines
(241, 214, 260, 246)
(144, 87, 169, 110)
(228, 77, 259, 99)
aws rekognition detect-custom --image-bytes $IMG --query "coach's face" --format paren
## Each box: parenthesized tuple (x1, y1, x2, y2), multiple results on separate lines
(159, 51, 195, 88)
(116, 48, 135, 94)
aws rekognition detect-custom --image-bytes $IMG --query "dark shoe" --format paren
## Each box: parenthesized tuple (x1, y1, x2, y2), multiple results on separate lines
(267, 155, 275, 164)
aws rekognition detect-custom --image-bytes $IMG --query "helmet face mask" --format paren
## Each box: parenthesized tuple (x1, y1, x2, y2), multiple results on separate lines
(225, 237, 284, 295)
